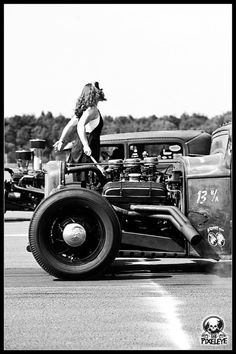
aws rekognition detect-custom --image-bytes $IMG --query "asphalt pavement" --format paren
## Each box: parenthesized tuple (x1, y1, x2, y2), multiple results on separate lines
(4, 211, 232, 350)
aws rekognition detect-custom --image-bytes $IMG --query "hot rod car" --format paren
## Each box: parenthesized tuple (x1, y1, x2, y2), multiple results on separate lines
(4, 124, 232, 279)
(21, 123, 231, 280)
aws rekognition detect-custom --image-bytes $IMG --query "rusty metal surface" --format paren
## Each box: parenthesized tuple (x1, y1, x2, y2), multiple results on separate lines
(181, 154, 230, 178)
(187, 177, 232, 256)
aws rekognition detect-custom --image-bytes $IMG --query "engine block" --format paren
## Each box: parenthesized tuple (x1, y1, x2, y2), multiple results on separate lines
(103, 180, 167, 206)
(101, 157, 180, 208)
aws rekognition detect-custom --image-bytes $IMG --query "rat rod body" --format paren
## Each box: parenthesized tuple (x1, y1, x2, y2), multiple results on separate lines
(4, 125, 232, 279)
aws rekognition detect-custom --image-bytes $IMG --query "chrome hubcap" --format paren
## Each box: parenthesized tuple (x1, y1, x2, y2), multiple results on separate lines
(62, 223, 87, 247)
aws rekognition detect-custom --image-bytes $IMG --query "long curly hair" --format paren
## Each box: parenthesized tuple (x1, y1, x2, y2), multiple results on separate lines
(74, 82, 106, 119)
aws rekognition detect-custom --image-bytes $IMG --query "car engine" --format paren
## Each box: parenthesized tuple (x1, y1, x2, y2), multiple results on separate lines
(96, 157, 184, 247)
(102, 157, 181, 206)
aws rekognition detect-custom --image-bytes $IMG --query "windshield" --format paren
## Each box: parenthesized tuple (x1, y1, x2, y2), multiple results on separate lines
(128, 143, 183, 159)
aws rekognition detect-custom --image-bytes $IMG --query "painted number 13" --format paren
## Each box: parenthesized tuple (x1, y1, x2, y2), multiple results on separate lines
(196, 189, 219, 204)
(196, 190, 207, 204)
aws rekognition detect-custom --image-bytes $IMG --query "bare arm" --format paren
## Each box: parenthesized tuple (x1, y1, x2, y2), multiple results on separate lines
(53, 115, 78, 151)
(59, 116, 78, 142)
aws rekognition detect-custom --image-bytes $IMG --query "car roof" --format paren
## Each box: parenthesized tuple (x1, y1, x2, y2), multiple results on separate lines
(101, 129, 208, 143)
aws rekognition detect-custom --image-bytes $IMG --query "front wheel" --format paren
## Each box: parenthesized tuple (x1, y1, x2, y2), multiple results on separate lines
(29, 187, 121, 280)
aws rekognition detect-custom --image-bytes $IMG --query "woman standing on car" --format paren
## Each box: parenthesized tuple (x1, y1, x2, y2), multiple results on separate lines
(53, 81, 107, 183)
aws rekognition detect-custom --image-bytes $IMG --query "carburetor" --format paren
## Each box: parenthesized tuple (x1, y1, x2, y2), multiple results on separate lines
(104, 156, 162, 183)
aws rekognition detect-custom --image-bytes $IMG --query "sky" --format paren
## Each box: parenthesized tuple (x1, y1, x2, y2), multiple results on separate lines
(4, 4, 232, 119)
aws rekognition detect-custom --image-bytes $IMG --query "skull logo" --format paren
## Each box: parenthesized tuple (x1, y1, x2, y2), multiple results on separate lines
(203, 316, 224, 335)
(216, 232, 225, 247)
(208, 232, 218, 246)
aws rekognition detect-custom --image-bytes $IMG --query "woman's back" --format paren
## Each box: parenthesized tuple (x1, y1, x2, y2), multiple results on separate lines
(85, 106, 101, 133)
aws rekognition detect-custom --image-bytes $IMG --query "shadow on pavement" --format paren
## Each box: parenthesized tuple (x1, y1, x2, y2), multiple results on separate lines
(109, 258, 231, 277)
(54, 274, 172, 282)
(53, 258, 231, 282)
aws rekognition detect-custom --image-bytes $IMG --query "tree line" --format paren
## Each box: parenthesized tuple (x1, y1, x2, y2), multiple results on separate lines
(4, 111, 232, 163)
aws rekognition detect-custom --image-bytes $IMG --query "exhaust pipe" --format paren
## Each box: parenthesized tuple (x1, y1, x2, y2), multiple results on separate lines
(130, 205, 199, 245)
(113, 204, 220, 260)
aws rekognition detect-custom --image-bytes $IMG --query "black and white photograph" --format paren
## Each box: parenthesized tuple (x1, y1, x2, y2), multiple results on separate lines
(4, 3, 232, 350)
